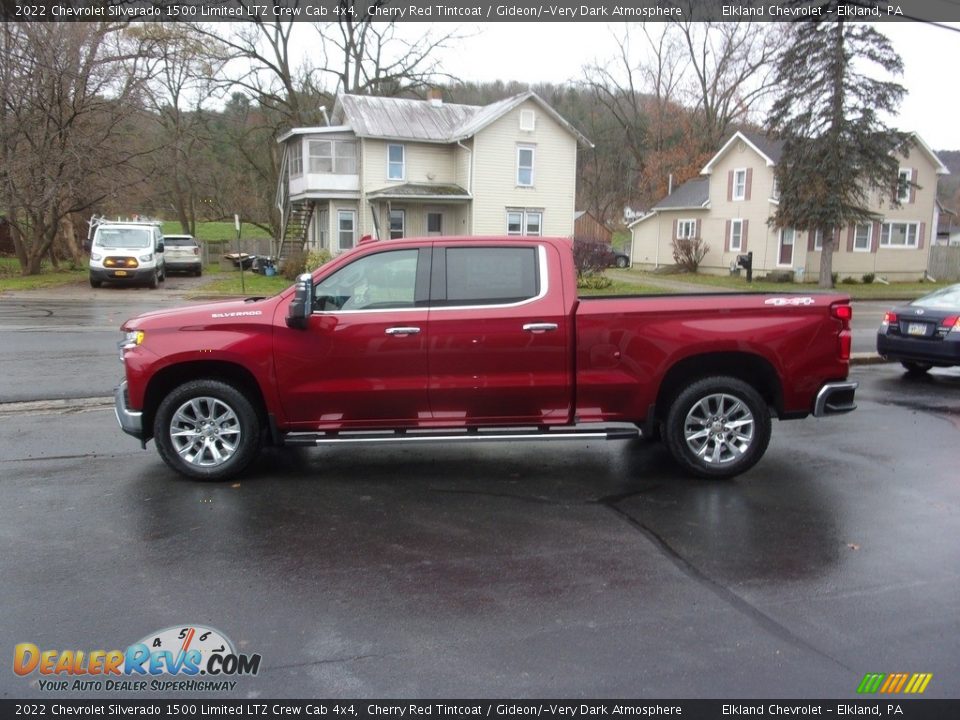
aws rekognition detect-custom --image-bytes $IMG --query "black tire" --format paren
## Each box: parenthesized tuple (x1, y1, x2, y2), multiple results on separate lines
(148, 270, 159, 289)
(615, 256, 629, 268)
(901, 361, 932, 374)
(195, 268, 203, 277)
(663, 376, 771, 479)
(90, 278, 102, 288)
(153, 379, 261, 481)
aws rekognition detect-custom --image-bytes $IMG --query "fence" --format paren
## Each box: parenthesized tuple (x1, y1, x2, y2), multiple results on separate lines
(203, 238, 274, 269)
(927, 245, 960, 282)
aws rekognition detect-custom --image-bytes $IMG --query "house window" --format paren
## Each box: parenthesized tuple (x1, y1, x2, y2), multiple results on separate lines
(289, 140, 303, 176)
(519, 110, 535, 132)
(308, 140, 357, 174)
(677, 219, 697, 239)
(387, 144, 405, 181)
(337, 210, 356, 251)
(880, 221, 919, 248)
(897, 169, 912, 203)
(525, 211, 542, 236)
(771, 176, 780, 201)
(730, 219, 743, 252)
(814, 230, 823, 251)
(507, 209, 542, 236)
(733, 169, 747, 201)
(427, 212, 442, 235)
(517, 145, 535, 187)
(778, 227, 797, 266)
(854, 224, 871, 252)
(389, 209, 405, 239)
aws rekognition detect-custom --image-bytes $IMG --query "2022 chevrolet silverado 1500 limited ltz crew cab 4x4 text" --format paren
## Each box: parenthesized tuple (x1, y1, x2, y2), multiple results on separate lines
(114, 236, 857, 481)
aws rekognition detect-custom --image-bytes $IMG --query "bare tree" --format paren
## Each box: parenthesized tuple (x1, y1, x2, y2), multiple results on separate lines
(315, 3, 461, 96)
(0, 22, 152, 274)
(138, 24, 227, 235)
(675, 20, 783, 151)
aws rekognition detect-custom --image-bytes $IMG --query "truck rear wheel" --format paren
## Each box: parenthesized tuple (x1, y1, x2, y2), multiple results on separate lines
(153, 379, 261, 481)
(663, 376, 770, 479)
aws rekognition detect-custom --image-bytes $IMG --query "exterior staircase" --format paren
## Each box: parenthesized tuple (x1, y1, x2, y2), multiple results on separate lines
(275, 146, 315, 270)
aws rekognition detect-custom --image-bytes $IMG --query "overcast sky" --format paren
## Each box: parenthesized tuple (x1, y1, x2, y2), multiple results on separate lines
(430, 21, 960, 151)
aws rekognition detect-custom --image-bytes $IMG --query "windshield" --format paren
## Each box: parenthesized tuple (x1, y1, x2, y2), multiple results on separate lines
(912, 284, 960, 309)
(95, 227, 152, 249)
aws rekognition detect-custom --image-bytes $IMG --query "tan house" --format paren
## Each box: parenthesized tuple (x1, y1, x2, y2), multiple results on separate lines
(630, 131, 950, 281)
(275, 91, 590, 259)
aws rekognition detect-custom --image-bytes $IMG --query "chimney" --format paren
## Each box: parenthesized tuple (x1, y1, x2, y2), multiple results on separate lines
(427, 88, 443, 108)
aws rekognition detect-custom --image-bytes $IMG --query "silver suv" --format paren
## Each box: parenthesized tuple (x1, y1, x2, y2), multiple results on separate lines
(162, 235, 202, 276)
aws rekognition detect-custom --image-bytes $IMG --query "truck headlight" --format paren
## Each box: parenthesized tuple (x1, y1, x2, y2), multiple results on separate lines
(91, 253, 102, 261)
(139, 253, 154, 262)
(121, 330, 145, 350)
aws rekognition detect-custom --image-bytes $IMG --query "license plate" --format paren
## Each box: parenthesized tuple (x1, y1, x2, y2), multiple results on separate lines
(113, 270, 128, 277)
(907, 322, 927, 336)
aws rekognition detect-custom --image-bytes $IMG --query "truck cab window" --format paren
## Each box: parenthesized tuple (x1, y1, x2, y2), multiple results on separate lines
(313, 249, 418, 312)
(441, 246, 539, 305)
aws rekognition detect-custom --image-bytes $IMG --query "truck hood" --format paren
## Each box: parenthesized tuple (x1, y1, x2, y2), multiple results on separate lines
(121, 296, 283, 331)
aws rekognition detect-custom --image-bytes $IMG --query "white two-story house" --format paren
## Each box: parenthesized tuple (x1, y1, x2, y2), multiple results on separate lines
(275, 91, 590, 259)
(630, 131, 949, 281)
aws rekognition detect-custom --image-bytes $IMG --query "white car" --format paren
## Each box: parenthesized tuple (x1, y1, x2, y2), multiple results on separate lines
(88, 222, 166, 289)
(162, 234, 203, 276)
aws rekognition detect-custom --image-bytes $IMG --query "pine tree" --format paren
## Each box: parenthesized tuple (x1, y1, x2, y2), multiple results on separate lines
(767, 12, 908, 288)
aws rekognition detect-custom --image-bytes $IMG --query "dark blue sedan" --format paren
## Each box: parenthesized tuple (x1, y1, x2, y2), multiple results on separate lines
(877, 283, 960, 373)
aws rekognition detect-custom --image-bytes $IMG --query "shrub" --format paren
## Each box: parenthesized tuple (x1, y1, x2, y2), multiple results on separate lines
(306, 249, 331, 270)
(840, 276, 859, 285)
(862, 273, 875, 284)
(282, 247, 306, 280)
(572, 237, 612, 278)
(671, 238, 709, 272)
(577, 274, 613, 290)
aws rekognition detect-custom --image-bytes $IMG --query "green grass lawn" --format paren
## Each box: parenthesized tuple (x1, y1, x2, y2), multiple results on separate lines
(195, 271, 292, 297)
(161, 221, 273, 243)
(0, 257, 87, 291)
(578, 278, 663, 296)
(628, 269, 949, 300)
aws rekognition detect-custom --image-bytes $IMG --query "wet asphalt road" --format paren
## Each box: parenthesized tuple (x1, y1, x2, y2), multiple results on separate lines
(1, 359, 959, 699)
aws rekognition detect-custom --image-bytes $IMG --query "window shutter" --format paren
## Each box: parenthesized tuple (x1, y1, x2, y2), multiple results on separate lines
(695, 219, 701, 239)
(672, 218, 678, 240)
(872, 222, 881, 253)
(742, 220, 749, 252)
(909, 169, 918, 203)
(846, 226, 854, 253)
(724, 220, 731, 252)
(808, 231, 815, 252)
(745, 168, 753, 201)
(727, 171, 734, 202)
(919, 222, 926, 250)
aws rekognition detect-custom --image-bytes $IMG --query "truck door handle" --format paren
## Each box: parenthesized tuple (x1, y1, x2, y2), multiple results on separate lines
(385, 326, 421, 336)
(522, 323, 558, 333)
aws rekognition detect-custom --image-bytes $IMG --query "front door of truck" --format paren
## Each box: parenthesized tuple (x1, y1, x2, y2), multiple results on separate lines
(273, 247, 431, 428)
(426, 243, 571, 426)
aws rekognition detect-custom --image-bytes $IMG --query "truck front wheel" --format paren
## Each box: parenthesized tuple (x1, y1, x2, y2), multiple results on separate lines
(664, 376, 771, 479)
(153, 379, 261, 481)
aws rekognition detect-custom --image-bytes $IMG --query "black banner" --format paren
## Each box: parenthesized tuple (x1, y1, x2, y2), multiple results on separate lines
(3, 0, 960, 24)
(2, 700, 960, 720)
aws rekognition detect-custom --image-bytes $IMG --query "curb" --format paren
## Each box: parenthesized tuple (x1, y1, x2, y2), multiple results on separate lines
(850, 353, 891, 366)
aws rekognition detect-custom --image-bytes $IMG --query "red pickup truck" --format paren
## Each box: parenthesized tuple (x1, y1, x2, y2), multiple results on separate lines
(115, 236, 856, 481)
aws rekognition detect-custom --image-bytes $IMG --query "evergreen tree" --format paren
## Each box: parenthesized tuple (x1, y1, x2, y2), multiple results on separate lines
(768, 13, 908, 288)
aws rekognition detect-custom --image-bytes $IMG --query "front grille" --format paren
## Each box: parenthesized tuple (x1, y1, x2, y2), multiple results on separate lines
(104, 257, 139, 268)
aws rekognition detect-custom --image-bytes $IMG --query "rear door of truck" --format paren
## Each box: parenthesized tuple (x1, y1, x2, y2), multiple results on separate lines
(426, 242, 572, 425)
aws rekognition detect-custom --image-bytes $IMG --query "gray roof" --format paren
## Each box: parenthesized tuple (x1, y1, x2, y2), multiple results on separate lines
(367, 183, 470, 200)
(741, 132, 784, 164)
(652, 178, 710, 210)
(331, 91, 591, 146)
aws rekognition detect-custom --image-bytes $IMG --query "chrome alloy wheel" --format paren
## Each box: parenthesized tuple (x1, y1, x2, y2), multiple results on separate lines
(683, 393, 755, 466)
(168, 397, 241, 467)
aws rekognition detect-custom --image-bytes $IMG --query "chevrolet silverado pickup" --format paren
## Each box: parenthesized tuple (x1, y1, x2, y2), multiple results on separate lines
(114, 236, 857, 481)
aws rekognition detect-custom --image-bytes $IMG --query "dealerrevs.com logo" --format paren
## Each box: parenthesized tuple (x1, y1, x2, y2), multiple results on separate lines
(13, 625, 261, 692)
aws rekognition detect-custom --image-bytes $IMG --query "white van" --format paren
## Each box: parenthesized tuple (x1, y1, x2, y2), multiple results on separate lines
(88, 222, 166, 289)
